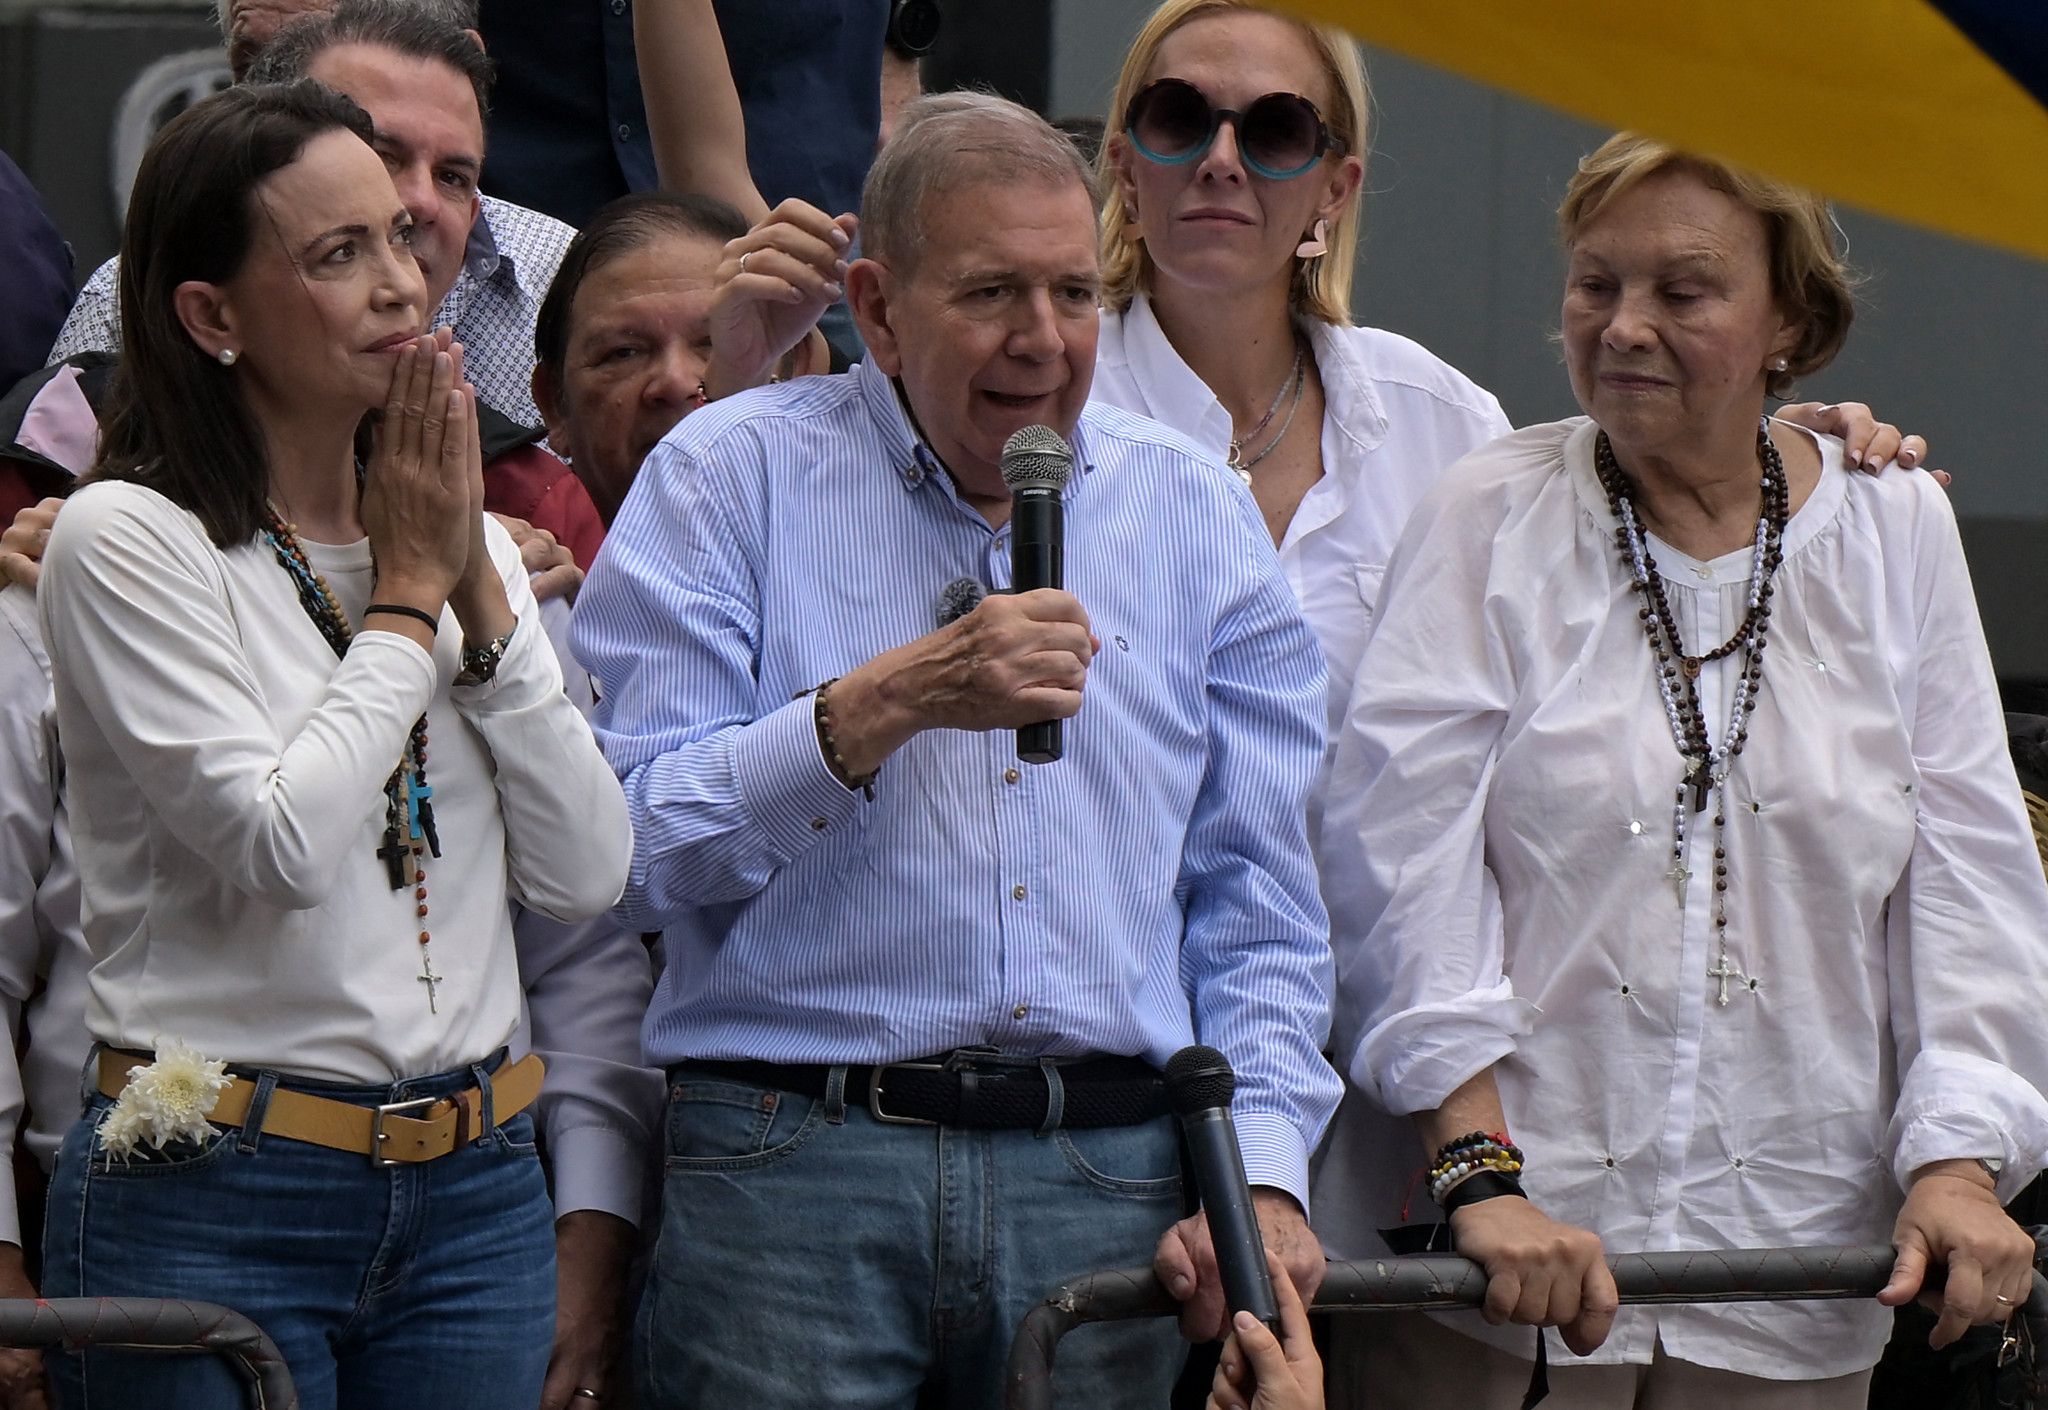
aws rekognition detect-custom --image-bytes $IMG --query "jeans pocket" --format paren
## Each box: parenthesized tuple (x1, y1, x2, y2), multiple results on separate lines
(664, 1080, 821, 1173)
(80, 1095, 237, 1180)
(1055, 1123, 1183, 1199)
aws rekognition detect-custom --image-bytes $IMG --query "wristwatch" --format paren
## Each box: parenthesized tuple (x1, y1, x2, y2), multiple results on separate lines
(455, 623, 516, 687)
(1979, 1155, 2006, 1183)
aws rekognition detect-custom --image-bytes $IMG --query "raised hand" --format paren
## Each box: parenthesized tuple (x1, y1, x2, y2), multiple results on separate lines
(0, 497, 62, 592)
(360, 333, 472, 626)
(702, 199, 857, 400)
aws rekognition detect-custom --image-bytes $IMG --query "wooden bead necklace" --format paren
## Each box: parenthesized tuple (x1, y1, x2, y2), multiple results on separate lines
(1594, 418, 1788, 1006)
(262, 512, 445, 1012)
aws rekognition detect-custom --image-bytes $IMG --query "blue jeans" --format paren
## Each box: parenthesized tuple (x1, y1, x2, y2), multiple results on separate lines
(635, 1063, 1187, 1410)
(43, 1053, 556, 1410)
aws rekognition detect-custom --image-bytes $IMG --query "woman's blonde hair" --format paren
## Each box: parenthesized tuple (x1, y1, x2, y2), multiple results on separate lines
(1098, 0, 1369, 326)
(1559, 133, 1857, 399)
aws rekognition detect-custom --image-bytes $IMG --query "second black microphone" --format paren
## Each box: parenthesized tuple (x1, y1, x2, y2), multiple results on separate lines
(999, 425, 1074, 765)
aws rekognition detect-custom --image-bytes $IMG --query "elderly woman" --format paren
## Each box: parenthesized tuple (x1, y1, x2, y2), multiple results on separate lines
(34, 81, 630, 1409)
(1319, 133, 2048, 1408)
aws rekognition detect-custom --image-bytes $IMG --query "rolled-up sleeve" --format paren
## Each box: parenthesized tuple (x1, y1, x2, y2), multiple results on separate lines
(1323, 478, 1536, 1119)
(1882, 487, 2048, 1200)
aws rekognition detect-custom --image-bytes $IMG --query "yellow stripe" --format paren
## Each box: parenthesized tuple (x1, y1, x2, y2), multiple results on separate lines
(1283, 0, 2048, 261)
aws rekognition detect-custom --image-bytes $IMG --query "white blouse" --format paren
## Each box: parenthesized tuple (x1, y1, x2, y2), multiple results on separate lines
(1092, 294, 1511, 740)
(1317, 418, 2048, 1376)
(38, 480, 632, 1083)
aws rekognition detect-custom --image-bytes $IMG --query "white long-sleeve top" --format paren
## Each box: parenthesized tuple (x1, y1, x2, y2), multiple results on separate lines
(0, 582, 656, 1238)
(38, 480, 631, 1083)
(1092, 294, 1511, 741)
(1318, 417, 2048, 1377)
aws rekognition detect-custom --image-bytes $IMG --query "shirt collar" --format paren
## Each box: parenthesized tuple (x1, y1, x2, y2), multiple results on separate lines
(1303, 316, 1389, 457)
(854, 355, 1097, 498)
(1119, 294, 1232, 453)
(463, 199, 502, 281)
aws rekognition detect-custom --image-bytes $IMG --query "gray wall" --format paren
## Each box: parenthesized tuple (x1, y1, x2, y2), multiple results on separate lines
(1052, 3, 2048, 685)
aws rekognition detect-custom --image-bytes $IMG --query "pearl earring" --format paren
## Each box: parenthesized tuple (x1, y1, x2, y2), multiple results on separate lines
(1294, 218, 1329, 260)
(218, 348, 239, 366)
(1770, 355, 1789, 372)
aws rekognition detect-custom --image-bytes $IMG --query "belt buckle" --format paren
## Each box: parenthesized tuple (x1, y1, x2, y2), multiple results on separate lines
(370, 1094, 441, 1166)
(866, 1062, 944, 1126)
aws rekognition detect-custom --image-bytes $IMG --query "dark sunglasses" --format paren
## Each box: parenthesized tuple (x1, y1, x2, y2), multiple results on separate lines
(1124, 77, 1344, 181)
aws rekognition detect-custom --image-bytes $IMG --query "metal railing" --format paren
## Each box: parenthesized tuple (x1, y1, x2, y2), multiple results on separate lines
(1004, 1245, 2048, 1410)
(0, 1297, 298, 1408)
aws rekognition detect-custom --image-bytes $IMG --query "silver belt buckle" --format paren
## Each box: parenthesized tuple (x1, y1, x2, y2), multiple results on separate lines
(866, 1061, 945, 1126)
(370, 1094, 441, 1166)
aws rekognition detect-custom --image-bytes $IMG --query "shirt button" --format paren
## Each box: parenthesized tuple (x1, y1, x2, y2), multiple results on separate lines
(1012, 1004, 1029, 1020)
(1011, 884, 1027, 901)
(810, 817, 828, 831)
(610, 0, 626, 12)
(616, 123, 633, 143)
(1003, 768, 1020, 785)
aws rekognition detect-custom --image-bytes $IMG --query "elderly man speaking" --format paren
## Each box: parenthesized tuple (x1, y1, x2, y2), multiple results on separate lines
(572, 92, 1337, 1409)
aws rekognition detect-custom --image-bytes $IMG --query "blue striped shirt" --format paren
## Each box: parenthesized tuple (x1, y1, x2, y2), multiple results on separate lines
(571, 358, 1340, 1201)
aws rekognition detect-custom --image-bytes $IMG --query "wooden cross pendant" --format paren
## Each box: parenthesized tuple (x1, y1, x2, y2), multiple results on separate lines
(417, 948, 442, 1014)
(1686, 758, 1712, 813)
(376, 833, 410, 890)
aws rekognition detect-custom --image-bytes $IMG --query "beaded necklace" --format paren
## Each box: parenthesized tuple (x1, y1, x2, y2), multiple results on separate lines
(261, 512, 446, 1013)
(1594, 418, 1788, 1007)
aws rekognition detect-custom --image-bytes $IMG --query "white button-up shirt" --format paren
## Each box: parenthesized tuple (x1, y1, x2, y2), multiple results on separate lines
(1318, 417, 2048, 1376)
(1092, 294, 1511, 741)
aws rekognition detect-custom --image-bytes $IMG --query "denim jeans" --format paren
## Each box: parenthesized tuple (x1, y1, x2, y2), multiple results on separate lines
(634, 1062, 1187, 1410)
(43, 1053, 557, 1410)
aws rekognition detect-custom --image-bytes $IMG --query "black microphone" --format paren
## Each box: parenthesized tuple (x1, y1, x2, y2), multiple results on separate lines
(1164, 1045, 1279, 1331)
(999, 425, 1073, 765)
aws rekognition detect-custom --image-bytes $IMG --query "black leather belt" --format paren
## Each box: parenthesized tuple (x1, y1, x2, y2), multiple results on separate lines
(680, 1052, 1167, 1130)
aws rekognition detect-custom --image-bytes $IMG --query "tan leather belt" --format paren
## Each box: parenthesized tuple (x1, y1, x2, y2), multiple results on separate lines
(97, 1050, 546, 1165)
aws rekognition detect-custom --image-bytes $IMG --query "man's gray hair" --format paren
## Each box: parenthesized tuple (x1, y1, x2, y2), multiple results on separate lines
(215, 0, 480, 35)
(861, 91, 1100, 274)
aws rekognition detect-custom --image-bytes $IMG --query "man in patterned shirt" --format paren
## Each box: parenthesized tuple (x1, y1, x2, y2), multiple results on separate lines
(45, 0, 569, 432)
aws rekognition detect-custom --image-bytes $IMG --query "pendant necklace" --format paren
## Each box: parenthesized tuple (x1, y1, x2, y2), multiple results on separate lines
(1226, 339, 1307, 487)
(1594, 418, 1788, 1006)
(263, 511, 446, 1012)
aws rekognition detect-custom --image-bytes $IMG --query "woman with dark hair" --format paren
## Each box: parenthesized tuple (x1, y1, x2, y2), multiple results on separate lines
(33, 80, 630, 1410)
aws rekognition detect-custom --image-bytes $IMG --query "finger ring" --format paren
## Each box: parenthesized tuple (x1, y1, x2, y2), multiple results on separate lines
(572, 1391, 601, 1401)
(738, 251, 751, 276)
(1996, 1294, 2017, 1306)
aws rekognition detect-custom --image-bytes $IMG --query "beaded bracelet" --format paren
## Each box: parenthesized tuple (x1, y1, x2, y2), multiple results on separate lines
(812, 678, 878, 800)
(1430, 1151, 1524, 1206)
(1440, 1168, 1527, 1215)
(1427, 1130, 1526, 1206)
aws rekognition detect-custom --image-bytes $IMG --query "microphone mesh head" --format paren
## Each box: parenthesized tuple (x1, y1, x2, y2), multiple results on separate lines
(1164, 1044, 1236, 1115)
(1000, 424, 1074, 493)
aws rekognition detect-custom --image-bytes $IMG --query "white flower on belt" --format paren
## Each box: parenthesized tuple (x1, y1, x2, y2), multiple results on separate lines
(96, 1041, 232, 1162)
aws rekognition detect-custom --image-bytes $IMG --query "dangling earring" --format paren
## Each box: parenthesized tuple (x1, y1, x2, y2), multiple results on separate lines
(1294, 219, 1329, 260)
(217, 348, 239, 366)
